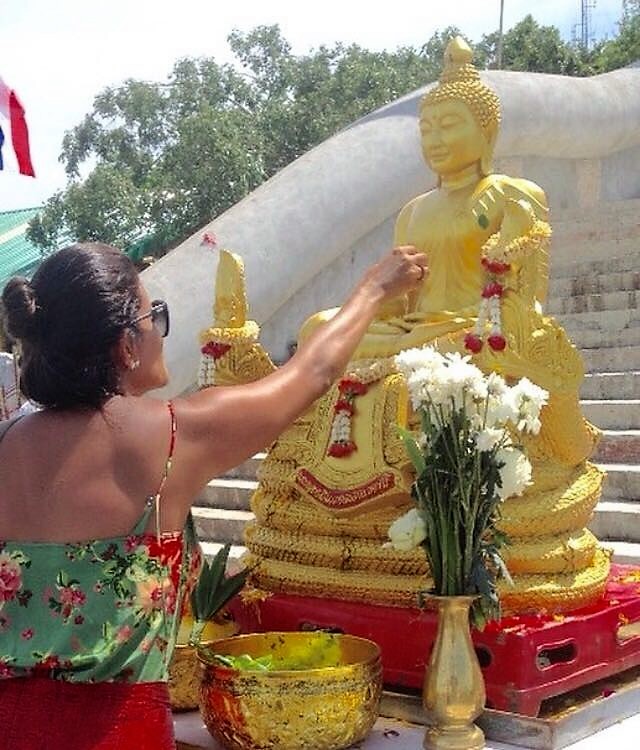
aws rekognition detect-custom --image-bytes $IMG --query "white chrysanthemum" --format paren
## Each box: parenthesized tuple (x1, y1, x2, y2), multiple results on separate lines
(511, 377, 548, 410)
(485, 394, 518, 428)
(517, 415, 542, 435)
(510, 377, 548, 434)
(475, 427, 506, 452)
(384, 508, 428, 552)
(443, 353, 484, 387)
(395, 346, 445, 376)
(495, 447, 532, 500)
(486, 371, 508, 398)
(405, 362, 449, 411)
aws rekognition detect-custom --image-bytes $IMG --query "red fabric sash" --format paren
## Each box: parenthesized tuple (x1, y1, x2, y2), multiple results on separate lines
(0, 677, 175, 749)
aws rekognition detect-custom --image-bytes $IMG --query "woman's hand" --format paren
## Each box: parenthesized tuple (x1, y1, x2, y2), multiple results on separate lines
(360, 245, 428, 303)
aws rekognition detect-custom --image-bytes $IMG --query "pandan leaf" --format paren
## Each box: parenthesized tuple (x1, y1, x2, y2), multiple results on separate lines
(189, 543, 250, 634)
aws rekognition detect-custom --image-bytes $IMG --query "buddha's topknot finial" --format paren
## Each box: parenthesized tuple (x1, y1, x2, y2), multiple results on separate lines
(440, 37, 476, 83)
(421, 36, 501, 134)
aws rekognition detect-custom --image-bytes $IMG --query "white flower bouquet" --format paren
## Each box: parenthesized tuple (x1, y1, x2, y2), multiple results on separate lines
(388, 347, 548, 627)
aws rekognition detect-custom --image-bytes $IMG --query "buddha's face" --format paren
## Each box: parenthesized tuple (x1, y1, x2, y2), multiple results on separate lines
(420, 100, 485, 177)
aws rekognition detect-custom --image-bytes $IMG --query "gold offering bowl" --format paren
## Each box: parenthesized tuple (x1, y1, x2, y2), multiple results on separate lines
(197, 631, 383, 750)
(169, 614, 239, 711)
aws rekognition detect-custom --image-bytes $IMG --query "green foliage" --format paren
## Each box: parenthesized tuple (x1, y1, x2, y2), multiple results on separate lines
(29, 6, 640, 258)
(31, 25, 444, 257)
(593, 2, 640, 72)
(407, 403, 509, 628)
(478, 15, 596, 75)
(189, 543, 250, 646)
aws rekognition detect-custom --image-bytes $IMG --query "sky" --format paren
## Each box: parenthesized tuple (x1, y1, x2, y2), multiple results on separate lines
(0, 0, 624, 212)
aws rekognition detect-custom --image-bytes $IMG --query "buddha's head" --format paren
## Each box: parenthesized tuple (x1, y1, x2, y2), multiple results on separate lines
(419, 37, 501, 179)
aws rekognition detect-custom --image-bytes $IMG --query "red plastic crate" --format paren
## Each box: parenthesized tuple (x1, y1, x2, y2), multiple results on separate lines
(230, 564, 640, 716)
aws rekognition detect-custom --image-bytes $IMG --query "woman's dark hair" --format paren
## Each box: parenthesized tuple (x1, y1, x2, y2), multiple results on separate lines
(1, 243, 141, 409)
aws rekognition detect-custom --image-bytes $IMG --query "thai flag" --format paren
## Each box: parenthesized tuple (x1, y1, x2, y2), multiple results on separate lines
(0, 77, 35, 177)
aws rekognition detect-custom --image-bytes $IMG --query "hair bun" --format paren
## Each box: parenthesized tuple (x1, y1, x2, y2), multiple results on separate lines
(1, 276, 40, 341)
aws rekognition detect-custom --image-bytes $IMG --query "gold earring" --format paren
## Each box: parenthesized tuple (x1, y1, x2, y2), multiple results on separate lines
(129, 359, 140, 371)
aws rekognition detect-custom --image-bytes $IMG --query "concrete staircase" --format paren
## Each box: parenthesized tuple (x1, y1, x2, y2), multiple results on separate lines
(546, 252, 640, 564)
(194, 252, 640, 568)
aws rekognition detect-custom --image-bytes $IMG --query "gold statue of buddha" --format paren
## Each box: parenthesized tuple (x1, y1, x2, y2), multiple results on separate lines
(200, 38, 609, 615)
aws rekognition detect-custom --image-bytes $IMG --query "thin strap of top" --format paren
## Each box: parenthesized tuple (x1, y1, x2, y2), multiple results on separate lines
(131, 401, 177, 536)
(0, 414, 24, 443)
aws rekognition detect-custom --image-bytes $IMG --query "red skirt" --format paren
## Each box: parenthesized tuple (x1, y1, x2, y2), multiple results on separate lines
(0, 677, 175, 750)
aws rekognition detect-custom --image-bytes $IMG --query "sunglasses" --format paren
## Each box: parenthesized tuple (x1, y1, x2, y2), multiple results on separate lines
(131, 299, 170, 338)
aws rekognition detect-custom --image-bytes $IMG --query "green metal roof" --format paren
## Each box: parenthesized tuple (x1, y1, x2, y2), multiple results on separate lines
(0, 208, 157, 292)
(0, 207, 45, 291)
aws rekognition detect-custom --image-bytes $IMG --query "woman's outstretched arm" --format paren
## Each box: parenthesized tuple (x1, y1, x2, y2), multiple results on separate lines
(175, 246, 428, 486)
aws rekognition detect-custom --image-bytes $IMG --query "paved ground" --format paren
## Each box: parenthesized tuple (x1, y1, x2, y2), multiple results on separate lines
(175, 710, 640, 749)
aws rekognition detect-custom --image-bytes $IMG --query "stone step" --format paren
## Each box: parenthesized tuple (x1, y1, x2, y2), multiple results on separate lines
(581, 345, 640, 373)
(593, 430, 640, 463)
(581, 372, 640, 400)
(549, 270, 640, 299)
(199, 541, 247, 567)
(192, 507, 254, 545)
(547, 289, 640, 316)
(199, 478, 258, 510)
(607, 541, 640, 566)
(570, 326, 640, 349)
(556, 307, 640, 333)
(552, 253, 640, 280)
(222, 453, 267, 479)
(589, 501, 640, 543)
(553, 197, 640, 223)
(202, 463, 640, 507)
(582, 400, 640, 430)
(598, 464, 640, 502)
(205, 462, 639, 507)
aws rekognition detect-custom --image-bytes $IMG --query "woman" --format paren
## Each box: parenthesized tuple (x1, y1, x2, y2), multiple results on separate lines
(0, 241, 427, 749)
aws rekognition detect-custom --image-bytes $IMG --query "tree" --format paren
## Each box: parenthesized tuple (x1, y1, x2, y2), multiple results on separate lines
(29, 26, 445, 258)
(29, 11, 639, 260)
(593, 0, 640, 71)
(478, 15, 595, 75)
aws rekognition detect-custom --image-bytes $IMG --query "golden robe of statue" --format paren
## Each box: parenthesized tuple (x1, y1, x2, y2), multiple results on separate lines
(200, 38, 609, 615)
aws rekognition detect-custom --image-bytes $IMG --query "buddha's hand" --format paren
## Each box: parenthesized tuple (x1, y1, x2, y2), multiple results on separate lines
(484, 198, 542, 268)
(498, 199, 536, 246)
(361, 246, 428, 310)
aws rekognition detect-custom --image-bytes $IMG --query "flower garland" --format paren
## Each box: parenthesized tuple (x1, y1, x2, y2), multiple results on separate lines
(327, 358, 397, 458)
(197, 321, 260, 388)
(198, 341, 231, 388)
(464, 260, 509, 354)
(465, 218, 551, 355)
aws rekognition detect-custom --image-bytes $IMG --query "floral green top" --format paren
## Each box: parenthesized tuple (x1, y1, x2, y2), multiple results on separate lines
(0, 405, 202, 684)
(0, 510, 201, 683)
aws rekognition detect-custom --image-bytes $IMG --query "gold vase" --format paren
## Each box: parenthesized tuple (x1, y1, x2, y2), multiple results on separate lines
(423, 596, 486, 750)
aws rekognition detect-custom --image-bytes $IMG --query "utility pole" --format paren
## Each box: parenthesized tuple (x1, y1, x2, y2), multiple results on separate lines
(496, 0, 505, 68)
(572, 0, 596, 50)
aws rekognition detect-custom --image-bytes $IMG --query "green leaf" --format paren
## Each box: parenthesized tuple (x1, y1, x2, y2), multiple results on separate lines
(189, 545, 250, 643)
(397, 426, 426, 475)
